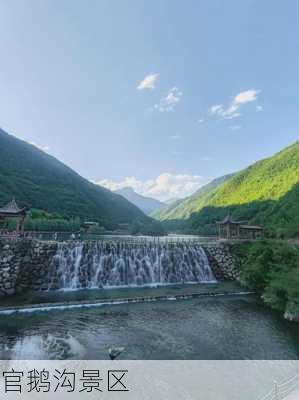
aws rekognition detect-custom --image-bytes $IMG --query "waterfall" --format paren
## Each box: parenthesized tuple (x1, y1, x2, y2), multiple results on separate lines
(48, 240, 216, 290)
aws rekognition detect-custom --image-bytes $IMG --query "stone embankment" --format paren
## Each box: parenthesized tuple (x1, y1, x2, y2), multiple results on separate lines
(0, 239, 57, 297)
(203, 242, 240, 281)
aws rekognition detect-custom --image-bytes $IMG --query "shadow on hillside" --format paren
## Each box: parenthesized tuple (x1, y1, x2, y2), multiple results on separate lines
(162, 183, 299, 238)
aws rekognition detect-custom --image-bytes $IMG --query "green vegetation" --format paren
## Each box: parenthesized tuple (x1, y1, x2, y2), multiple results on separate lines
(116, 187, 164, 215)
(1, 209, 81, 232)
(25, 209, 81, 232)
(3, 209, 164, 235)
(0, 129, 163, 234)
(130, 218, 165, 236)
(151, 174, 234, 220)
(152, 142, 299, 238)
(232, 240, 299, 321)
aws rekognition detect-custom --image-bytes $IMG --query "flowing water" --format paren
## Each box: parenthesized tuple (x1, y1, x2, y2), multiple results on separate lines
(0, 294, 298, 360)
(0, 239, 298, 360)
(47, 241, 215, 289)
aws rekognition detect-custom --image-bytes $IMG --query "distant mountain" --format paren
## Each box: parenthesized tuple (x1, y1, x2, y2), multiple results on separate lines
(164, 197, 180, 205)
(115, 187, 164, 214)
(153, 142, 299, 237)
(0, 129, 159, 231)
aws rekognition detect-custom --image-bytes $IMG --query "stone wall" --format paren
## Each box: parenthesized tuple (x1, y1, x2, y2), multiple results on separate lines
(203, 243, 240, 281)
(0, 239, 57, 297)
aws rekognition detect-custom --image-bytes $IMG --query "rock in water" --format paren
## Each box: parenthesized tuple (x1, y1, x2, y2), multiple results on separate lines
(109, 346, 125, 360)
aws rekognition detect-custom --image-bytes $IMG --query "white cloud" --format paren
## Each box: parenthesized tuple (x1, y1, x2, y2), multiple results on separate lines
(137, 73, 159, 90)
(209, 89, 259, 120)
(170, 133, 181, 140)
(29, 141, 50, 153)
(234, 89, 258, 104)
(198, 118, 204, 123)
(256, 105, 263, 112)
(96, 173, 203, 201)
(221, 104, 239, 117)
(229, 125, 242, 130)
(224, 112, 241, 120)
(208, 104, 224, 115)
(155, 87, 182, 112)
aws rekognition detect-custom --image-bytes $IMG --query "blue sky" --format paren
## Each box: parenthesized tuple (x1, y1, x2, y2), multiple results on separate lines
(0, 0, 298, 200)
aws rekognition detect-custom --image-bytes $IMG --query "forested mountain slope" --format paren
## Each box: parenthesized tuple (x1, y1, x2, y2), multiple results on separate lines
(0, 129, 153, 229)
(116, 187, 164, 214)
(153, 142, 299, 237)
(151, 174, 234, 220)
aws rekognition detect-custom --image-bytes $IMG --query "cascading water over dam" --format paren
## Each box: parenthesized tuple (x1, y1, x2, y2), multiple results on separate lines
(47, 241, 216, 290)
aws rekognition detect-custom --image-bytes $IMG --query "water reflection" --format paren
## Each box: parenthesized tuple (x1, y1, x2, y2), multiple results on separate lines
(0, 295, 298, 360)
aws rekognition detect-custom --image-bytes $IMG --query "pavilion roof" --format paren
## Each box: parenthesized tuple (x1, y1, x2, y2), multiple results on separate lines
(216, 214, 249, 225)
(0, 198, 27, 215)
(240, 225, 264, 230)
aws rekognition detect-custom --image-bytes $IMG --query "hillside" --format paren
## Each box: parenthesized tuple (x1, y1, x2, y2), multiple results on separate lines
(0, 129, 156, 230)
(115, 187, 164, 214)
(151, 174, 234, 220)
(153, 142, 299, 237)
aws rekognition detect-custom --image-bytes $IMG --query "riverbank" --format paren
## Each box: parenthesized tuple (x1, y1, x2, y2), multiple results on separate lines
(231, 240, 299, 322)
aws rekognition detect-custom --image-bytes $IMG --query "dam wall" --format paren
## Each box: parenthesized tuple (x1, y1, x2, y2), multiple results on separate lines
(0, 238, 238, 297)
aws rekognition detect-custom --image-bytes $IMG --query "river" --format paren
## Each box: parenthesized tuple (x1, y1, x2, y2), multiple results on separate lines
(0, 287, 298, 360)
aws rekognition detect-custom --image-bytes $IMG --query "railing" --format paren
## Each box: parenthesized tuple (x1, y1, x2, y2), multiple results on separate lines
(0, 231, 21, 241)
(80, 236, 215, 243)
(0, 231, 218, 244)
(258, 374, 299, 400)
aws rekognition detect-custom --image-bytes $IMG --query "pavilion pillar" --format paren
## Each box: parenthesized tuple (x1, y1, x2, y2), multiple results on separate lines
(16, 217, 20, 235)
(20, 216, 25, 233)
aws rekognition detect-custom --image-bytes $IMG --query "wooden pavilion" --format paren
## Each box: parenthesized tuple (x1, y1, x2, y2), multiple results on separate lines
(0, 198, 27, 235)
(216, 214, 264, 240)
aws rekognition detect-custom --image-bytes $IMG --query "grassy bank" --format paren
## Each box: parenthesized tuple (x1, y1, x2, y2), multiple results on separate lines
(231, 240, 299, 321)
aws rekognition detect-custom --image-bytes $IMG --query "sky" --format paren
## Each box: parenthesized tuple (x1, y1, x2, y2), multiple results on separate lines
(0, 0, 298, 201)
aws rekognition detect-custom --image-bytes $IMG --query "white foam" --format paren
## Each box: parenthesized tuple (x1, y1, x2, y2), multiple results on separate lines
(9, 334, 85, 359)
(0, 291, 255, 315)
